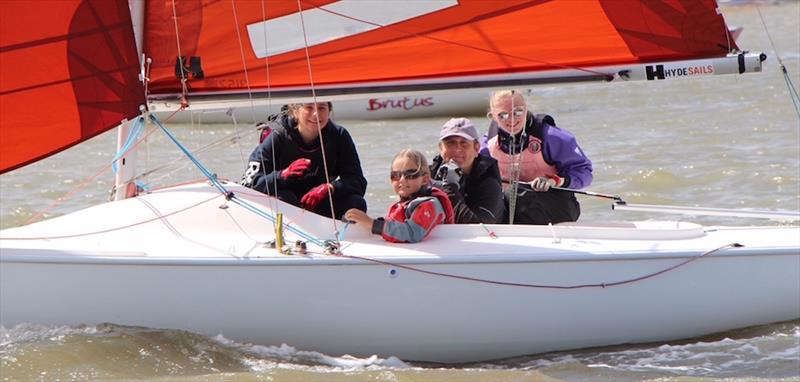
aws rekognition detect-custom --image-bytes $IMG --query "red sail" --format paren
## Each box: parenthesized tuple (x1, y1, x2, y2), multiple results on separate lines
(144, 0, 737, 97)
(0, 0, 144, 174)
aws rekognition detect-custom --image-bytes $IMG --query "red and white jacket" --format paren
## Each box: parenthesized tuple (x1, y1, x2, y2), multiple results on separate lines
(371, 187, 455, 243)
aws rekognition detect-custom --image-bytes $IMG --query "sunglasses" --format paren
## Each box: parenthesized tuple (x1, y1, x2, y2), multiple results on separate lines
(390, 169, 423, 181)
(489, 107, 526, 121)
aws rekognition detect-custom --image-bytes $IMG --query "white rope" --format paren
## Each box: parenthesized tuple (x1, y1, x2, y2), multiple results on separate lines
(507, 90, 523, 225)
(258, 0, 281, 220)
(296, 0, 341, 237)
(228, 0, 254, 168)
(168, 0, 191, 106)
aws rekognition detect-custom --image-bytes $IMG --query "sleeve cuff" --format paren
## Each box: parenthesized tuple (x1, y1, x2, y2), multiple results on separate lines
(371, 218, 385, 235)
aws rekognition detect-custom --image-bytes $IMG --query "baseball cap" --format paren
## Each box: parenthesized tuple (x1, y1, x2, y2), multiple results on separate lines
(439, 117, 479, 141)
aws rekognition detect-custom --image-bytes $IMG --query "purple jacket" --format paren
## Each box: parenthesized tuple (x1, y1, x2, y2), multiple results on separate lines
(480, 113, 592, 189)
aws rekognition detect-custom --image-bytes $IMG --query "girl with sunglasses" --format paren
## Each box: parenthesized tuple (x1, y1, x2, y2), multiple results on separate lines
(345, 149, 454, 243)
(482, 90, 593, 225)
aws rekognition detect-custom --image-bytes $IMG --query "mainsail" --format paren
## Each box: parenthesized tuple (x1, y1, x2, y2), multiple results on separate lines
(144, 0, 749, 107)
(0, 0, 144, 174)
(1, 0, 760, 173)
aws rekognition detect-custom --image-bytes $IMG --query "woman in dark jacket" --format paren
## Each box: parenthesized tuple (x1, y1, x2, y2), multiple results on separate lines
(241, 103, 367, 219)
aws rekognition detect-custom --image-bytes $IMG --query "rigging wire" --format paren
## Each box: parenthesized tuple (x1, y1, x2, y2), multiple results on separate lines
(258, 0, 282, 222)
(169, 0, 190, 108)
(296, 0, 341, 239)
(150, 114, 326, 248)
(755, 5, 800, 120)
(228, 0, 254, 169)
(303, 0, 613, 80)
(506, 90, 523, 225)
(22, 114, 166, 225)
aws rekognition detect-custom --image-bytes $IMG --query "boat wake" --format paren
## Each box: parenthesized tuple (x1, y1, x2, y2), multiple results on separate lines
(498, 320, 800, 380)
(1, 321, 797, 381)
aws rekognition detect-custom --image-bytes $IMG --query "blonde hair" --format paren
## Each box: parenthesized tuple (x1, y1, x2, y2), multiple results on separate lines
(392, 149, 429, 175)
(488, 90, 526, 111)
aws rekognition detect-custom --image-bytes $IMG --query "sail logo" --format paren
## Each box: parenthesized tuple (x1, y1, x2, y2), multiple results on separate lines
(645, 65, 665, 80)
(367, 97, 434, 112)
(646, 64, 714, 80)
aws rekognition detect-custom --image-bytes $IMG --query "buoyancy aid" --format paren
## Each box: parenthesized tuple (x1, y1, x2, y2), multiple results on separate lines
(487, 113, 558, 183)
(381, 187, 454, 243)
(386, 187, 455, 224)
(488, 134, 557, 183)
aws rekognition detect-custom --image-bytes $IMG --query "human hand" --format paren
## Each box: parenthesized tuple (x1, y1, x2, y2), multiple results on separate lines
(435, 160, 463, 189)
(530, 174, 563, 192)
(300, 183, 331, 210)
(281, 158, 312, 179)
(344, 208, 373, 229)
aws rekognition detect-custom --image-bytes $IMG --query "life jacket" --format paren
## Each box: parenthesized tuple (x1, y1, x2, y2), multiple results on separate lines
(386, 187, 455, 224)
(257, 105, 290, 143)
(487, 113, 558, 184)
(381, 186, 454, 243)
(488, 134, 557, 184)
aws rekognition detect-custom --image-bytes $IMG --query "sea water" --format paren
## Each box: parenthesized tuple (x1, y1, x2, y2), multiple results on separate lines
(1, 2, 799, 381)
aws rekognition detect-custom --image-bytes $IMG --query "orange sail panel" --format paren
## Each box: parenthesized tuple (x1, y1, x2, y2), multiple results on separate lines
(0, 0, 144, 174)
(144, 0, 737, 97)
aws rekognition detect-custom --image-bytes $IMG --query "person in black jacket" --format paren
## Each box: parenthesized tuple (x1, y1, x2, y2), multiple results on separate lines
(241, 102, 367, 219)
(430, 117, 505, 224)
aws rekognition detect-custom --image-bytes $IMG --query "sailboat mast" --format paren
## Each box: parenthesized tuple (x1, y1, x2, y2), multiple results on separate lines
(113, 0, 147, 201)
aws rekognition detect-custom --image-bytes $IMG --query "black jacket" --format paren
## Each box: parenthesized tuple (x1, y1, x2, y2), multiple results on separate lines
(241, 113, 367, 198)
(430, 154, 505, 224)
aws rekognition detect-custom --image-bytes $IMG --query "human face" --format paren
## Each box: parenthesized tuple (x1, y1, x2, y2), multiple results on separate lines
(293, 102, 330, 132)
(390, 158, 429, 199)
(439, 136, 479, 174)
(490, 94, 527, 135)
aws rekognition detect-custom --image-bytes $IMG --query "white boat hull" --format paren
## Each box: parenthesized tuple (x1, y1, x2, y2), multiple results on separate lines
(1, 182, 798, 362)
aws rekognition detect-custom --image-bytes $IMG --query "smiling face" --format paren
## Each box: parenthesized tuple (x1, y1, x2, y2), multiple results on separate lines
(390, 156, 429, 199)
(439, 136, 479, 174)
(293, 102, 330, 135)
(490, 92, 527, 135)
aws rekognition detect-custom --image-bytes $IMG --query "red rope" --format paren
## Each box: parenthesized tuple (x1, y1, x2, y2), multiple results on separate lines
(337, 243, 743, 289)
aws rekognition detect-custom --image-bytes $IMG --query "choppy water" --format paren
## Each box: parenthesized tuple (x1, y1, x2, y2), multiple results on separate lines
(1, 2, 799, 381)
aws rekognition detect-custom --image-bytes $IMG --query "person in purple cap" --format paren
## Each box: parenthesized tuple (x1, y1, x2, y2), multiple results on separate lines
(429, 117, 505, 224)
(483, 90, 593, 225)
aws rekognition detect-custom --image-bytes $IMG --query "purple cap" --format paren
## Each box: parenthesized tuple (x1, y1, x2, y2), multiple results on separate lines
(440, 117, 478, 141)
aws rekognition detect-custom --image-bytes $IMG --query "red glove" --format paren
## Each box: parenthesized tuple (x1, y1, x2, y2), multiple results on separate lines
(281, 158, 311, 179)
(301, 183, 332, 210)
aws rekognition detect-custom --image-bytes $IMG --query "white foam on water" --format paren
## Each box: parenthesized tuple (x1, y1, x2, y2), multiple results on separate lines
(0, 323, 100, 347)
(210, 334, 411, 372)
(517, 329, 800, 378)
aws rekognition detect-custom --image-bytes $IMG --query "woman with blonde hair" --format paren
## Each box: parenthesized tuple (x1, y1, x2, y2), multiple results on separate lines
(484, 90, 593, 224)
(345, 149, 454, 243)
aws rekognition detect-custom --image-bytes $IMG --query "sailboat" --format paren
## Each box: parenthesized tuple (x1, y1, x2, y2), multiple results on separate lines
(1, 0, 798, 363)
